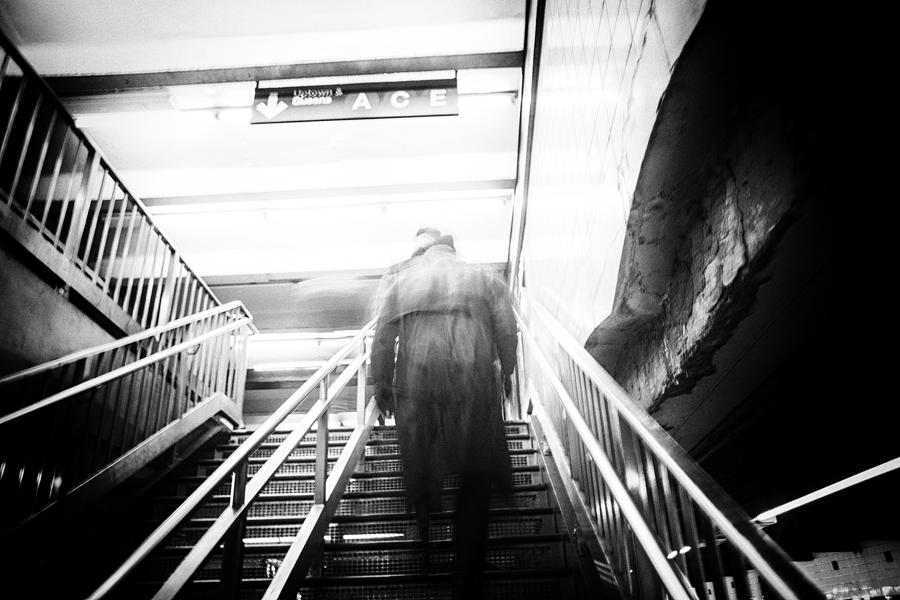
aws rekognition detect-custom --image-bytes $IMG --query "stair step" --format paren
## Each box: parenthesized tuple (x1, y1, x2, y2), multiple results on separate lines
(152, 570, 577, 600)
(224, 423, 530, 448)
(143, 537, 569, 581)
(164, 510, 560, 549)
(315, 536, 570, 577)
(200, 437, 534, 462)
(152, 489, 551, 521)
(188, 449, 540, 478)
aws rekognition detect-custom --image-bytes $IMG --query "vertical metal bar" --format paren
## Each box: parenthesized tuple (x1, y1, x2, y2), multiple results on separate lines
(0, 51, 10, 90)
(219, 458, 249, 600)
(90, 175, 118, 280)
(185, 279, 200, 319)
(193, 321, 215, 398)
(52, 139, 85, 245)
(121, 213, 149, 311)
(214, 329, 230, 393)
(160, 250, 180, 325)
(115, 354, 143, 454)
(140, 235, 164, 327)
(149, 353, 174, 435)
(148, 247, 171, 328)
(175, 335, 190, 418)
(130, 223, 156, 321)
(659, 463, 689, 575)
(106, 361, 132, 462)
(0, 74, 25, 171)
(679, 487, 707, 595)
(565, 360, 586, 491)
(38, 125, 68, 232)
(724, 544, 752, 600)
(74, 165, 108, 266)
(314, 378, 329, 504)
(700, 515, 728, 600)
(356, 337, 368, 423)
(166, 260, 186, 322)
(578, 372, 602, 519)
(175, 264, 192, 321)
(234, 329, 250, 415)
(63, 148, 100, 260)
(642, 451, 674, 564)
(101, 187, 127, 294)
(95, 348, 124, 463)
(9, 95, 43, 204)
(24, 110, 57, 216)
(130, 361, 156, 448)
(111, 202, 138, 300)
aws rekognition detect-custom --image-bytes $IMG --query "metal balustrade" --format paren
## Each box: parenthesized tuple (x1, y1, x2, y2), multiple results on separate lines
(88, 319, 377, 600)
(0, 301, 255, 534)
(515, 292, 822, 600)
(0, 32, 218, 334)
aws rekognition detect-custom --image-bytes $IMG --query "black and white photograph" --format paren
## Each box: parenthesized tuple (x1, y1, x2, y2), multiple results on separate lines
(0, 1, 893, 599)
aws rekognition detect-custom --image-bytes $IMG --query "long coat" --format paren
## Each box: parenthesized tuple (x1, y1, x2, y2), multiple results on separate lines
(371, 243, 517, 510)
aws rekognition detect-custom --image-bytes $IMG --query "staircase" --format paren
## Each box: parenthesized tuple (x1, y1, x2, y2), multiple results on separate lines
(129, 420, 583, 599)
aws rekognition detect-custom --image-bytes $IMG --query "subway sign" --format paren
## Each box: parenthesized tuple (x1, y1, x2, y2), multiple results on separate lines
(251, 79, 458, 124)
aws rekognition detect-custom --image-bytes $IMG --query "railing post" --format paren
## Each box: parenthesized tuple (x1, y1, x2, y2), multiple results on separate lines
(155, 249, 180, 327)
(314, 377, 329, 505)
(356, 337, 367, 424)
(219, 458, 249, 600)
(63, 148, 99, 260)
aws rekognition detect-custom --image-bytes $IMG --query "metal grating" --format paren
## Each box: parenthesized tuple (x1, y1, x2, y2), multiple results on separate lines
(227, 431, 354, 446)
(325, 515, 554, 543)
(361, 459, 403, 473)
(260, 480, 314, 495)
(294, 578, 571, 600)
(320, 542, 562, 576)
(336, 496, 409, 516)
(248, 500, 313, 519)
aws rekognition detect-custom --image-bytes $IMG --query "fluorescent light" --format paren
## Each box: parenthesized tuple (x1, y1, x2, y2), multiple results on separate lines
(252, 361, 330, 371)
(343, 532, 405, 541)
(258, 71, 456, 89)
(149, 188, 511, 215)
(244, 536, 297, 545)
(253, 331, 367, 341)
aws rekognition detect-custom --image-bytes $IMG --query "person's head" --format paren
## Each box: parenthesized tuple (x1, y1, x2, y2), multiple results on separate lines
(412, 227, 441, 255)
(433, 234, 455, 251)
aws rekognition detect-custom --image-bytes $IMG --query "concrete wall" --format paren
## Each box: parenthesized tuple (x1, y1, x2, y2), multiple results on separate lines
(0, 238, 115, 375)
(519, 0, 706, 341)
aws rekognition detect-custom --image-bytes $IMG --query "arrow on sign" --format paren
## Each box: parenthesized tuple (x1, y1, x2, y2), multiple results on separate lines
(256, 92, 288, 119)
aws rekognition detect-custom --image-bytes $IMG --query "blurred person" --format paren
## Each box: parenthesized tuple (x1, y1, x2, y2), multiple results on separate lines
(371, 234, 517, 597)
(372, 226, 441, 316)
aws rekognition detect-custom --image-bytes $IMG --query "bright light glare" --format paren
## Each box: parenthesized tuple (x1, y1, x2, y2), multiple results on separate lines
(259, 71, 456, 89)
(150, 188, 510, 215)
(343, 532, 405, 541)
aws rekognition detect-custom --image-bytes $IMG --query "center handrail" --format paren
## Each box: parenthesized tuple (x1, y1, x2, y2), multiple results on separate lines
(516, 292, 822, 599)
(88, 318, 377, 600)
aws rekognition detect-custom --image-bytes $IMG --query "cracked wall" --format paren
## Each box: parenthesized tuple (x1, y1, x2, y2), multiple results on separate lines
(612, 117, 799, 412)
(518, 0, 706, 342)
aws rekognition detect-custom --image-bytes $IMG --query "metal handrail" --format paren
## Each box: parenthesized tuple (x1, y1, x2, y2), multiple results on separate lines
(517, 310, 690, 599)
(516, 292, 822, 599)
(88, 318, 377, 600)
(0, 316, 251, 426)
(0, 31, 219, 333)
(0, 302, 254, 532)
(0, 300, 255, 386)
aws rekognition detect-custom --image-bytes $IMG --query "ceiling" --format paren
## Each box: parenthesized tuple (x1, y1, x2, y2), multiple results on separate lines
(0, 1, 526, 331)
